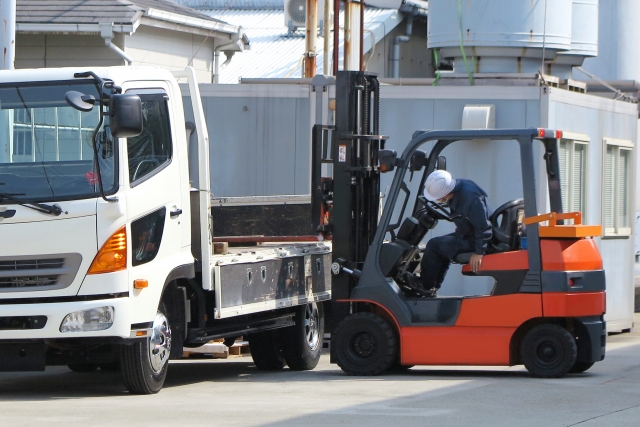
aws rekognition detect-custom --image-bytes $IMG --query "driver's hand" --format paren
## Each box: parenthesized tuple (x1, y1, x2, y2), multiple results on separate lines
(469, 254, 483, 273)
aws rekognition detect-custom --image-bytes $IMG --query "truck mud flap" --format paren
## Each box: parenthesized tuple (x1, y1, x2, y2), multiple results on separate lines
(0, 341, 46, 371)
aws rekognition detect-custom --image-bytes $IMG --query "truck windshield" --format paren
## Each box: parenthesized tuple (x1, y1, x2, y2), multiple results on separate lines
(0, 80, 116, 204)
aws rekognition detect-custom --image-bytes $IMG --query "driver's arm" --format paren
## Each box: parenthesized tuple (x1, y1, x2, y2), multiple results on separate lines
(467, 197, 492, 255)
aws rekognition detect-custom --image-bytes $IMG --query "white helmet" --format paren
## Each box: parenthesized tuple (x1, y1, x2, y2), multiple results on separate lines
(424, 170, 456, 201)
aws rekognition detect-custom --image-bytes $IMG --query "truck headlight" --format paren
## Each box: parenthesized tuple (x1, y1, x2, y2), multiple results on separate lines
(60, 306, 115, 332)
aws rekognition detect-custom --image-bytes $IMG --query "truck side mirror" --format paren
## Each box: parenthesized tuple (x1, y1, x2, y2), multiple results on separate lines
(379, 149, 397, 172)
(436, 156, 446, 170)
(110, 94, 143, 138)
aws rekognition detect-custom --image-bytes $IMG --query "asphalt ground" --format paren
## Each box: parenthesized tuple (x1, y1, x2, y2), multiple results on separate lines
(1, 316, 639, 427)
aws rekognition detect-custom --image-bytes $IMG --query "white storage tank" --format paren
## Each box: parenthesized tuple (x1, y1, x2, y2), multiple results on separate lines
(550, 0, 599, 78)
(428, 0, 573, 74)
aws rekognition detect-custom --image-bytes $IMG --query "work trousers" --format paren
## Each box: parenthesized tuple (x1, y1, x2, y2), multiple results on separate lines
(420, 233, 475, 289)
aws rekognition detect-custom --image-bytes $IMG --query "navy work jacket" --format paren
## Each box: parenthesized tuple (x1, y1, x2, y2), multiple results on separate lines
(447, 179, 494, 255)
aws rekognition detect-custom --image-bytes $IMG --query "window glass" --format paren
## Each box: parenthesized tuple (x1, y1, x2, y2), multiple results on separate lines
(557, 138, 588, 224)
(0, 81, 116, 203)
(127, 96, 172, 184)
(603, 140, 633, 236)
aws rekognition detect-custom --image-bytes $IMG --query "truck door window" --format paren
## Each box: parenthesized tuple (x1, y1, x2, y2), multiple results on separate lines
(127, 93, 172, 186)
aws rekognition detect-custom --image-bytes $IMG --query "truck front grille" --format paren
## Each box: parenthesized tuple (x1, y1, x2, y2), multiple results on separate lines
(0, 254, 82, 293)
(0, 276, 59, 288)
(0, 258, 65, 271)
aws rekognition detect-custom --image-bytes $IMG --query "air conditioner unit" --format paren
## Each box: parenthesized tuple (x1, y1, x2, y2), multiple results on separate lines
(285, 0, 324, 30)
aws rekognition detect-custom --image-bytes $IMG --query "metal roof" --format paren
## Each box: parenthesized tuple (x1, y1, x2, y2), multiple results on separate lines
(15, 0, 239, 35)
(201, 7, 403, 82)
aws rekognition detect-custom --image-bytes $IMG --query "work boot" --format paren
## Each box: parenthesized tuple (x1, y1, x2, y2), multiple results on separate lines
(402, 272, 428, 297)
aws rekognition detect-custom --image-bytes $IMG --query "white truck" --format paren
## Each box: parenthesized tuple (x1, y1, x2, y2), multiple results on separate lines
(0, 66, 331, 394)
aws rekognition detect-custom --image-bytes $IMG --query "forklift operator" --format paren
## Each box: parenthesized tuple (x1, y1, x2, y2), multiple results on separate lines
(410, 170, 493, 297)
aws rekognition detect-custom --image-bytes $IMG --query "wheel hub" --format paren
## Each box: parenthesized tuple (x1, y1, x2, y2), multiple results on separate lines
(353, 333, 376, 357)
(149, 311, 172, 373)
(304, 302, 320, 351)
(535, 339, 562, 366)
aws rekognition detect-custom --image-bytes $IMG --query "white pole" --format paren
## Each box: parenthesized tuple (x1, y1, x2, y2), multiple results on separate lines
(0, 0, 16, 70)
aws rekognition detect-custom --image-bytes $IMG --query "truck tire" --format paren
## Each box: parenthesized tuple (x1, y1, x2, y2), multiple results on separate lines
(331, 312, 397, 376)
(521, 324, 577, 378)
(119, 307, 172, 394)
(282, 302, 324, 370)
(248, 330, 286, 370)
(67, 363, 98, 373)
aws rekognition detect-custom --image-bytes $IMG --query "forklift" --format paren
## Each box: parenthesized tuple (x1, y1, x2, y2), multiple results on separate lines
(312, 71, 606, 378)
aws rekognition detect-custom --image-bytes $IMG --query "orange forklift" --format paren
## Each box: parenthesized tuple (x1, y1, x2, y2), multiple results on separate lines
(313, 71, 606, 378)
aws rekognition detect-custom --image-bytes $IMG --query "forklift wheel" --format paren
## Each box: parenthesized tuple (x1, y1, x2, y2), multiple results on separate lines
(569, 361, 595, 374)
(331, 312, 397, 376)
(521, 324, 577, 378)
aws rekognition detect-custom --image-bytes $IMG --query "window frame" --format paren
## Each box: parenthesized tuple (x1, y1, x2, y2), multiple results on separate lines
(557, 132, 589, 223)
(602, 137, 634, 238)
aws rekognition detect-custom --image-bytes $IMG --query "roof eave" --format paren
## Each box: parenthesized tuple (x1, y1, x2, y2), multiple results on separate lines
(145, 7, 239, 36)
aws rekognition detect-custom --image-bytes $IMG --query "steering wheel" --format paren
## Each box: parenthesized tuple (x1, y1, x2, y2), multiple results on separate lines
(418, 195, 454, 222)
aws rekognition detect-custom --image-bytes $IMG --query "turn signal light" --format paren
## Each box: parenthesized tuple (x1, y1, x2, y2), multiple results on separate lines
(88, 226, 127, 274)
(133, 279, 148, 289)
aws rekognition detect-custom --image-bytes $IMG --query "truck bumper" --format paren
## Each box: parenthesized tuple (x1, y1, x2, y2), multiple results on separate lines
(0, 295, 133, 340)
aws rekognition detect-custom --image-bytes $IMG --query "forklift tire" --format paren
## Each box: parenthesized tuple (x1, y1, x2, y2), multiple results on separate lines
(282, 302, 324, 371)
(248, 330, 286, 371)
(331, 312, 397, 376)
(67, 363, 98, 373)
(119, 307, 172, 394)
(521, 324, 577, 378)
(569, 361, 594, 374)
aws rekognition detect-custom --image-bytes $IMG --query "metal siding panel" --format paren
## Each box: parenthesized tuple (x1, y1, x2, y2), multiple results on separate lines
(294, 96, 311, 195)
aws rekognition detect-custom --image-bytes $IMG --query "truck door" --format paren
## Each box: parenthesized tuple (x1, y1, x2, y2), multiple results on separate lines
(124, 89, 184, 322)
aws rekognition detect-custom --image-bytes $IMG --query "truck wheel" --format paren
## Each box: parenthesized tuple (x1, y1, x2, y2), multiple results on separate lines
(569, 361, 594, 374)
(67, 363, 98, 373)
(248, 330, 286, 370)
(521, 324, 577, 378)
(331, 312, 397, 376)
(119, 308, 172, 394)
(282, 302, 324, 370)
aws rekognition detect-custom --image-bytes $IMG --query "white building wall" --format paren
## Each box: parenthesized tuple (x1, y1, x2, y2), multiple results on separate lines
(124, 26, 215, 84)
(16, 34, 125, 69)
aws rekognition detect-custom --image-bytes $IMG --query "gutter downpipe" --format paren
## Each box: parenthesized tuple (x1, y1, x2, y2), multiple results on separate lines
(392, 7, 416, 78)
(214, 27, 244, 84)
(100, 23, 133, 65)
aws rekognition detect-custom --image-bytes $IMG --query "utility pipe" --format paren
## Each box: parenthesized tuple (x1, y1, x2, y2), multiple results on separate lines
(304, 0, 318, 77)
(323, 0, 332, 75)
(332, 0, 339, 75)
(1, 0, 15, 70)
(391, 8, 415, 78)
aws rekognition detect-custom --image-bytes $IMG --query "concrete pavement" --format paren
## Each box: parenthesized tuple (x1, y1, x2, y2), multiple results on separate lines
(0, 317, 639, 427)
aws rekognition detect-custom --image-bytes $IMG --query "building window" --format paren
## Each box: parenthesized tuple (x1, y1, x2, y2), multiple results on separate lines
(558, 134, 588, 223)
(603, 138, 633, 237)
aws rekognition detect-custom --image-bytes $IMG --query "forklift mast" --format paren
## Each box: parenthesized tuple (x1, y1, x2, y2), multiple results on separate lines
(311, 71, 388, 326)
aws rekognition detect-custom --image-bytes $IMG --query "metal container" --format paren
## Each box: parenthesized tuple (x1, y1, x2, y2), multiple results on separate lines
(428, 0, 573, 74)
